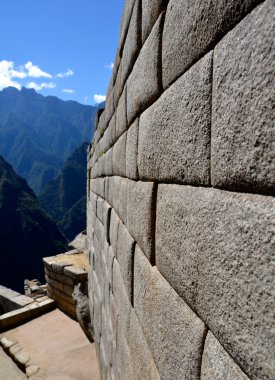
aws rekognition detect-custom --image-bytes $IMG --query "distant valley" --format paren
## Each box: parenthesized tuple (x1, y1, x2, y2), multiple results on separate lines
(0, 87, 101, 291)
(0, 87, 98, 195)
(0, 156, 67, 292)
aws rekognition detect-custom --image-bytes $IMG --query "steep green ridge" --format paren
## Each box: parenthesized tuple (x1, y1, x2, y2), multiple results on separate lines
(0, 156, 67, 292)
(40, 142, 88, 240)
(0, 87, 97, 194)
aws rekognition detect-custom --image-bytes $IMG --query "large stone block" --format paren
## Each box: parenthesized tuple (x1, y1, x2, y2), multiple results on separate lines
(104, 88, 115, 127)
(142, 0, 167, 44)
(109, 208, 120, 256)
(127, 307, 160, 380)
(126, 118, 139, 180)
(113, 132, 127, 177)
(118, 0, 136, 56)
(116, 317, 135, 380)
(212, 0, 275, 195)
(138, 51, 212, 185)
(162, 0, 261, 88)
(104, 147, 113, 177)
(120, 0, 142, 87)
(127, 12, 164, 125)
(96, 196, 104, 224)
(116, 222, 135, 302)
(134, 245, 206, 380)
(156, 184, 275, 380)
(115, 87, 128, 140)
(201, 331, 249, 380)
(127, 180, 155, 261)
(112, 176, 128, 224)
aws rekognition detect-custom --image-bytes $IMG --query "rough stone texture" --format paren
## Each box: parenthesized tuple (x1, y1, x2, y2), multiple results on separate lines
(116, 222, 135, 302)
(109, 209, 120, 257)
(104, 147, 113, 177)
(212, 0, 275, 194)
(120, 0, 141, 88)
(115, 87, 128, 140)
(113, 132, 127, 177)
(138, 51, 212, 185)
(72, 282, 94, 342)
(201, 331, 249, 380)
(118, 0, 136, 56)
(104, 88, 115, 128)
(162, 0, 262, 89)
(134, 245, 206, 380)
(127, 180, 155, 261)
(142, 0, 167, 44)
(156, 184, 275, 380)
(87, 1, 274, 378)
(110, 177, 128, 225)
(126, 118, 139, 180)
(127, 12, 163, 125)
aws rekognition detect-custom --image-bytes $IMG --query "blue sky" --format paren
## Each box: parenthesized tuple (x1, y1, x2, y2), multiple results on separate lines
(0, 0, 125, 105)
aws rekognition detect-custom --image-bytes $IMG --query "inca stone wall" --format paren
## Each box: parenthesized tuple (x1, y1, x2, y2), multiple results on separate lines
(86, 0, 275, 379)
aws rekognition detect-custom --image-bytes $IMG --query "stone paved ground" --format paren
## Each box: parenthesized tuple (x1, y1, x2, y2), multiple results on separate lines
(0, 346, 27, 379)
(0, 309, 100, 380)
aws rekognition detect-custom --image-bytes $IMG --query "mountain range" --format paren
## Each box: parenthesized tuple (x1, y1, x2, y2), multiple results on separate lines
(0, 87, 98, 195)
(0, 155, 67, 292)
(40, 142, 89, 240)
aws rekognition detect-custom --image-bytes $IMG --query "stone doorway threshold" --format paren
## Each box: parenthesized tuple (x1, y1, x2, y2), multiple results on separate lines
(0, 309, 100, 380)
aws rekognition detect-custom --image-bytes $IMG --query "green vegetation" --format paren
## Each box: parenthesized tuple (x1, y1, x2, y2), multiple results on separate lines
(0, 156, 67, 292)
(0, 87, 98, 194)
(39, 142, 88, 240)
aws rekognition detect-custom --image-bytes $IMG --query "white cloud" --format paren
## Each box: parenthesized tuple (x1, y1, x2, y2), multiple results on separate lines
(57, 69, 74, 78)
(0, 60, 22, 90)
(26, 82, 56, 91)
(94, 94, 106, 104)
(25, 61, 52, 78)
(105, 62, 114, 70)
(62, 89, 74, 94)
(84, 96, 89, 103)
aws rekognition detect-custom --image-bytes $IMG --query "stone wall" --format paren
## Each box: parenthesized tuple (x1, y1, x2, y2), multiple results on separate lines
(87, 1, 275, 379)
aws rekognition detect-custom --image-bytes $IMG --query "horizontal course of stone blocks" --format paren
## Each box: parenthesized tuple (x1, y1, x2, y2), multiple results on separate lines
(87, 0, 274, 379)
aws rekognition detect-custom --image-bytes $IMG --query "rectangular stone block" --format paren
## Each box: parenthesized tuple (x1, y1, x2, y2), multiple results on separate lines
(113, 132, 127, 177)
(118, 0, 136, 56)
(103, 200, 112, 244)
(112, 176, 128, 225)
(63, 266, 87, 283)
(45, 275, 64, 292)
(90, 178, 105, 199)
(104, 147, 113, 177)
(127, 12, 163, 125)
(104, 87, 115, 127)
(126, 118, 139, 180)
(109, 209, 120, 256)
(116, 317, 135, 380)
(120, 0, 141, 88)
(112, 259, 131, 334)
(156, 184, 275, 380)
(212, 0, 275, 195)
(142, 0, 167, 44)
(127, 307, 160, 379)
(113, 63, 123, 109)
(96, 197, 104, 224)
(94, 216, 106, 250)
(201, 331, 249, 380)
(138, 51, 212, 185)
(162, 0, 261, 88)
(127, 180, 155, 261)
(115, 87, 128, 139)
(134, 245, 206, 380)
(116, 222, 135, 302)
(52, 287, 74, 306)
